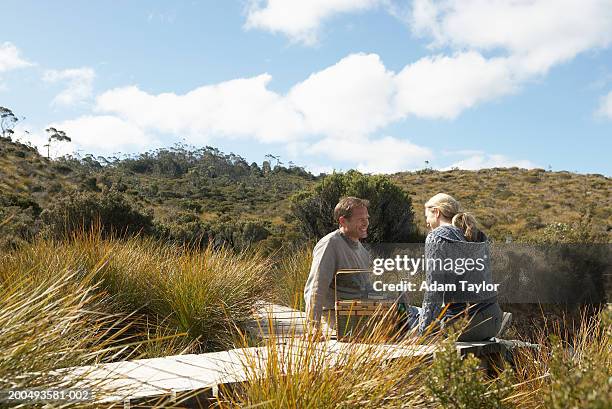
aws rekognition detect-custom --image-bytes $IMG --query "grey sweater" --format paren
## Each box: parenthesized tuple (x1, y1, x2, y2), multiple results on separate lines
(304, 229, 371, 325)
(420, 225, 497, 334)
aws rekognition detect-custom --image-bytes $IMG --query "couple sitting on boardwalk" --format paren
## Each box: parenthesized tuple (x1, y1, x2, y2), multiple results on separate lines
(303, 193, 503, 341)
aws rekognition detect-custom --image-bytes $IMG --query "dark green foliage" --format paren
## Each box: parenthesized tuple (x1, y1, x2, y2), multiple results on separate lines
(516, 222, 609, 304)
(0, 192, 42, 215)
(0, 207, 39, 249)
(211, 219, 271, 250)
(0, 193, 42, 249)
(155, 210, 271, 251)
(40, 191, 154, 239)
(1, 132, 608, 252)
(290, 170, 419, 242)
(81, 176, 100, 192)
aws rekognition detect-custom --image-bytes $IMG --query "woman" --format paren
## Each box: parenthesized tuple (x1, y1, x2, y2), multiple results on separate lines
(419, 193, 502, 341)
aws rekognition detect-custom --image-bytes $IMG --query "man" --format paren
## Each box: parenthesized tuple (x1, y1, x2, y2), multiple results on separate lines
(303, 196, 372, 335)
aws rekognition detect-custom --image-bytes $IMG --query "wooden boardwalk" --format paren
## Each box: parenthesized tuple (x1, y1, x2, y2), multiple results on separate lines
(243, 301, 310, 340)
(59, 303, 529, 408)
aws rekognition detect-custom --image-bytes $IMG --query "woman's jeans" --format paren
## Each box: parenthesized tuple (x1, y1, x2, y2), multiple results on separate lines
(455, 302, 502, 341)
(400, 303, 502, 341)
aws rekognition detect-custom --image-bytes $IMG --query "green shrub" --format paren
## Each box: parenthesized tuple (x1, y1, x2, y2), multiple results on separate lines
(516, 222, 609, 304)
(510, 307, 612, 408)
(0, 207, 39, 249)
(0, 193, 41, 249)
(290, 170, 418, 242)
(155, 211, 271, 251)
(425, 331, 514, 409)
(40, 190, 154, 239)
(525, 222, 600, 244)
(543, 334, 611, 408)
(0, 192, 41, 214)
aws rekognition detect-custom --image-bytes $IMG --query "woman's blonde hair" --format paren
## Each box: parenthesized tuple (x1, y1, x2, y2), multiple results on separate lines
(425, 193, 482, 242)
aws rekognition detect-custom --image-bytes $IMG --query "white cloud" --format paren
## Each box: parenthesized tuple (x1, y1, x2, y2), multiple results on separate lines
(411, 0, 612, 75)
(43, 67, 95, 106)
(596, 90, 612, 119)
(394, 51, 517, 119)
(96, 74, 306, 143)
(0, 42, 32, 73)
(14, 116, 158, 158)
(0, 42, 33, 89)
(442, 152, 537, 170)
(62, 51, 557, 171)
(305, 164, 336, 175)
(288, 53, 397, 136)
(243, 1, 612, 123)
(92, 52, 519, 143)
(244, 0, 382, 45)
(307, 135, 433, 174)
(49, 115, 157, 155)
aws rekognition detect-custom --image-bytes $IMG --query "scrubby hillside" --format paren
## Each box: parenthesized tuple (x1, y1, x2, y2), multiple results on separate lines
(391, 168, 610, 241)
(0, 136, 610, 249)
(0, 137, 83, 202)
(0, 137, 316, 249)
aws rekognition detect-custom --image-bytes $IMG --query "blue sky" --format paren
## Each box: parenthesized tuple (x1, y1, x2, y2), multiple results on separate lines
(1, 0, 611, 175)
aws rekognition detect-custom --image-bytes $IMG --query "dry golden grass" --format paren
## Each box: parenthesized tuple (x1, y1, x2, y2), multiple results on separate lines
(507, 306, 612, 408)
(272, 245, 314, 310)
(219, 314, 435, 408)
(1, 214, 609, 408)
(391, 168, 611, 242)
(0, 229, 273, 354)
(215, 306, 611, 409)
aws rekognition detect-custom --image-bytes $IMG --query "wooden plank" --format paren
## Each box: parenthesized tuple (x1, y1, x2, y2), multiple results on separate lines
(61, 340, 440, 405)
(244, 302, 309, 340)
(61, 338, 516, 405)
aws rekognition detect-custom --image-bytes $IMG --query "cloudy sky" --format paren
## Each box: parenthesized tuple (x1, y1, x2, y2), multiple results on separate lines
(1, 0, 611, 174)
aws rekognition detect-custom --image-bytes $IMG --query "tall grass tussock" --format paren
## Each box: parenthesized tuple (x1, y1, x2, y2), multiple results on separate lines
(1, 229, 272, 353)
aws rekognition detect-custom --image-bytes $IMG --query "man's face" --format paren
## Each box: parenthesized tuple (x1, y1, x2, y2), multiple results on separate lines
(340, 206, 369, 240)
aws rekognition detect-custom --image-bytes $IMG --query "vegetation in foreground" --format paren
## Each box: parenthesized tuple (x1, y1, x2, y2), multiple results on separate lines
(1, 228, 609, 408)
(0, 230, 272, 357)
(219, 306, 611, 409)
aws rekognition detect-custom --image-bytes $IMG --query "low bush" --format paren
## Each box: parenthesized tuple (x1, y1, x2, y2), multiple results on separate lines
(291, 170, 419, 243)
(425, 330, 514, 408)
(40, 190, 154, 239)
